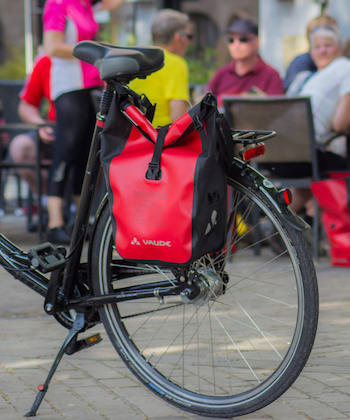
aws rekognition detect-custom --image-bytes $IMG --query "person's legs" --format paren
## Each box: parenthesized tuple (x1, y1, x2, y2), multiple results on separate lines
(47, 196, 65, 229)
(9, 131, 49, 194)
(47, 89, 96, 243)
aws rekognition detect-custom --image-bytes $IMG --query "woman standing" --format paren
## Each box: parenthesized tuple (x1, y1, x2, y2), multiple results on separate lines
(43, 0, 124, 244)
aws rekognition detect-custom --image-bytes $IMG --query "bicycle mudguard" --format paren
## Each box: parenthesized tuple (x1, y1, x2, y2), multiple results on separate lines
(229, 158, 309, 231)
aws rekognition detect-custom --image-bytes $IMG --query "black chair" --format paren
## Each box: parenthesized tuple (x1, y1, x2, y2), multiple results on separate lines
(0, 79, 51, 241)
(223, 95, 322, 258)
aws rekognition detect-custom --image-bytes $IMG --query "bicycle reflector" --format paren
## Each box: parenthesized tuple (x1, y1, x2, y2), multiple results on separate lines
(278, 189, 293, 205)
(240, 142, 265, 162)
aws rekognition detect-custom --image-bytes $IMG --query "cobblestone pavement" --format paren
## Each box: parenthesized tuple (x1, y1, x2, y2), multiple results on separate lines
(0, 213, 350, 420)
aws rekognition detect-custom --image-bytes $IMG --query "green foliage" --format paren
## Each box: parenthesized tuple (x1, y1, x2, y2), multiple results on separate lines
(0, 47, 26, 80)
(186, 46, 217, 85)
(97, 21, 114, 44)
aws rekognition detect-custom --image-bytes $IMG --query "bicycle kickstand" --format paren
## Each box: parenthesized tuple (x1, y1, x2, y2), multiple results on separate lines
(25, 312, 86, 417)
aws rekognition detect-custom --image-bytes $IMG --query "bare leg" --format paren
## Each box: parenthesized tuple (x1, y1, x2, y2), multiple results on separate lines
(47, 196, 65, 229)
(9, 134, 48, 194)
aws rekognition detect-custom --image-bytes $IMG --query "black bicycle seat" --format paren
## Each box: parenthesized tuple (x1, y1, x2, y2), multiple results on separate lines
(73, 41, 164, 82)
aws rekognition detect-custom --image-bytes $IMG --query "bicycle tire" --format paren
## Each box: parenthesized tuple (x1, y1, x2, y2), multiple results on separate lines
(90, 174, 318, 418)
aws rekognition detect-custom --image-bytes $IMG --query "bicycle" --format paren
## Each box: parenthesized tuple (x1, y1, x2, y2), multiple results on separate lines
(0, 40, 318, 418)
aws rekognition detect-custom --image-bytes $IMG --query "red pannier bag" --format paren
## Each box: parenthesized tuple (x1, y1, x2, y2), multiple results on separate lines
(100, 91, 233, 266)
(311, 173, 350, 266)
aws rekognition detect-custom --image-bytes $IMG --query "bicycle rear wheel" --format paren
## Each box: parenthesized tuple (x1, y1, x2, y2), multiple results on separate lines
(90, 174, 318, 418)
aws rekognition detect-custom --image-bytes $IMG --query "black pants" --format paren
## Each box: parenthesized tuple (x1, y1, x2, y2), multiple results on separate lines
(48, 89, 96, 197)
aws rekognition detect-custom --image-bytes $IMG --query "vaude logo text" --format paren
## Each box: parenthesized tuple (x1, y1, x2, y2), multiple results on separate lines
(131, 237, 171, 247)
(143, 239, 171, 247)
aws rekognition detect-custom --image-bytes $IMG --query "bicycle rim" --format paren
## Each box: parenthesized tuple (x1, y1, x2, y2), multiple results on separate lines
(91, 177, 318, 417)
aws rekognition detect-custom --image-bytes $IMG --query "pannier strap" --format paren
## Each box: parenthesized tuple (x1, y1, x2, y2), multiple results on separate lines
(191, 93, 235, 171)
(217, 112, 235, 169)
(117, 84, 156, 123)
(140, 94, 156, 123)
(146, 124, 170, 180)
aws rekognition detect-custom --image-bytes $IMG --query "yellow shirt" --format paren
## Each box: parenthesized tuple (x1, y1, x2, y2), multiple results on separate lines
(129, 49, 189, 127)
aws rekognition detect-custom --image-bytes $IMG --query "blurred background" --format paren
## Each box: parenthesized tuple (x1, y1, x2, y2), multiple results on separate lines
(0, 0, 349, 86)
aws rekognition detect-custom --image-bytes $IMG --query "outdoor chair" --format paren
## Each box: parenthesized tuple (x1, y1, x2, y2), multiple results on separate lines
(0, 79, 52, 241)
(223, 95, 323, 259)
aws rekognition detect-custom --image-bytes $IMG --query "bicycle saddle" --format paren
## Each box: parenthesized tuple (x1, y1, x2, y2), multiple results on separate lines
(73, 41, 164, 82)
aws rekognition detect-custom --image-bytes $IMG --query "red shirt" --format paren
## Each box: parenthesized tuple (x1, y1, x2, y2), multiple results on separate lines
(20, 55, 56, 121)
(208, 57, 284, 106)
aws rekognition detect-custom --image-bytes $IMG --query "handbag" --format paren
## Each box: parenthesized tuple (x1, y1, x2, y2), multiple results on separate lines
(311, 173, 350, 266)
(100, 90, 233, 266)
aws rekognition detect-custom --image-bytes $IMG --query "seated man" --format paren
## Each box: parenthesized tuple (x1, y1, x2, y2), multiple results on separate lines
(208, 17, 284, 107)
(9, 54, 55, 196)
(129, 9, 191, 127)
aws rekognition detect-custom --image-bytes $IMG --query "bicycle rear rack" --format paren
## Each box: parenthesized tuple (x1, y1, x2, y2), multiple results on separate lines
(231, 129, 276, 144)
(230, 129, 276, 162)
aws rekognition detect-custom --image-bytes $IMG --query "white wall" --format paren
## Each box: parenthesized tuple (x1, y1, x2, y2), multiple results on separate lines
(326, 0, 350, 42)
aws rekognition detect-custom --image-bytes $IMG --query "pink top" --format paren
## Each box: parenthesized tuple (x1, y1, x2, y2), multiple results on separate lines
(43, 0, 102, 100)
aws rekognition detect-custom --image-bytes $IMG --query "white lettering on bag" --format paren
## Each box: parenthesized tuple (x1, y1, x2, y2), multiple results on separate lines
(130, 237, 171, 247)
(142, 239, 172, 247)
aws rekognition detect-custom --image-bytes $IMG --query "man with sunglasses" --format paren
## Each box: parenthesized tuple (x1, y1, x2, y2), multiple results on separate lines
(208, 17, 283, 107)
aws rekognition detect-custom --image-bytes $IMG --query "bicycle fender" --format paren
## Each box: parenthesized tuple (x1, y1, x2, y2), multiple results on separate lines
(229, 158, 309, 232)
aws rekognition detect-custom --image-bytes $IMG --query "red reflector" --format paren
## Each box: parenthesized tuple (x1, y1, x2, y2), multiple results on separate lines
(283, 189, 292, 205)
(278, 189, 293, 205)
(241, 143, 265, 161)
(38, 384, 45, 391)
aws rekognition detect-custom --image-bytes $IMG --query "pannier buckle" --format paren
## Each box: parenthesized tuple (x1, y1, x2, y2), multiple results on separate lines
(146, 162, 162, 180)
(202, 93, 216, 107)
(193, 115, 203, 131)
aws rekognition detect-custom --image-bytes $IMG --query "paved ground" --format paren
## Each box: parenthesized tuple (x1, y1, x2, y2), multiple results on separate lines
(1, 211, 350, 420)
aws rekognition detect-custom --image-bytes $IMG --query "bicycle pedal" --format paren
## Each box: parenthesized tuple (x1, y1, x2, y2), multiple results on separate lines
(65, 334, 102, 355)
(28, 242, 67, 273)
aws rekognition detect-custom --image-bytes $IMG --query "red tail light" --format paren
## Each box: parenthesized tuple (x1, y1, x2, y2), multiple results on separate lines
(240, 142, 265, 162)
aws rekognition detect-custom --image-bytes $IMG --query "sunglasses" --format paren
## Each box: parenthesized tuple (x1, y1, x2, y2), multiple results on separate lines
(228, 35, 255, 44)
